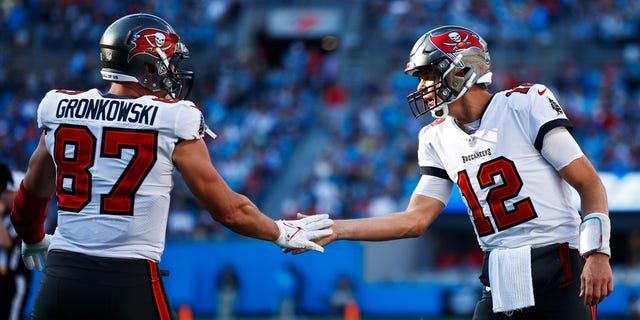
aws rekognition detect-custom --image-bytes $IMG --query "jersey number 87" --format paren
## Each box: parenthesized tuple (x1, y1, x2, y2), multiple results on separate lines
(53, 124, 158, 216)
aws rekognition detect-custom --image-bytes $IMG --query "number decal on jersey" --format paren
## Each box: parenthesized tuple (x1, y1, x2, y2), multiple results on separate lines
(505, 83, 533, 97)
(458, 169, 493, 236)
(53, 125, 158, 215)
(54, 125, 96, 212)
(100, 128, 158, 215)
(457, 156, 537, 236)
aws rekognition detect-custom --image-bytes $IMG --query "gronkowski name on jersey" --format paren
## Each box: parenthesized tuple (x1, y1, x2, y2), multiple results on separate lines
(418, 83, 581, 251)
(37, 88, 205, 262)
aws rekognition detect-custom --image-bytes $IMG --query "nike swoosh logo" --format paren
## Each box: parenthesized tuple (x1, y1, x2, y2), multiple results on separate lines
(538, 88, 547, 95)
(287, 227, 302, 241)
(283, 222, 303, 241)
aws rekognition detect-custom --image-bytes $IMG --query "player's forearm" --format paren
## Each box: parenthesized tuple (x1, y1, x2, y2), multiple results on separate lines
(231, 203, 280, 241)
(334, 212, 425, 241)
(574, 174, 608, 218)
(211, 193, 279, 241)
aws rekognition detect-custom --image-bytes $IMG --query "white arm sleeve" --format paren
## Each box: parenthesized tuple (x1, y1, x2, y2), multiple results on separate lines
(540, 127, 584, 170)
(413, 175, 454, 205)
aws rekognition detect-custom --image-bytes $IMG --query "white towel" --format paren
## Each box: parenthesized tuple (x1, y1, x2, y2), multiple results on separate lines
(488, 245, 535, 313)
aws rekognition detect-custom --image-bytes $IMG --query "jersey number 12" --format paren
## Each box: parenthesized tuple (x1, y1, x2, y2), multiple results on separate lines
(457, 156, 538, 236)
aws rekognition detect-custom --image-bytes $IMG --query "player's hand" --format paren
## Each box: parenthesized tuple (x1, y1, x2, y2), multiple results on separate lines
(22, 234, 51, 271)
(284, 213, 339, 255)
(580, 252, 613, 306)
(274, 213, 333, 252)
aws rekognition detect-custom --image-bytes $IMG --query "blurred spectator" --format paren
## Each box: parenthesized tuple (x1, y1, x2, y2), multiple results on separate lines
(0, 164, 31, 320)
(630, 294, 640, 319)
(216, 264, 239, 320)
(167, 195, 196, 238)
(275, 263, 303, 320)
(329, 274, 357, 317)
(629, 231, 640, 267)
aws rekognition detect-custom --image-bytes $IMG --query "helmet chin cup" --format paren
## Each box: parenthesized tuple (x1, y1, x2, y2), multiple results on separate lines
(431, 104, 449, 118)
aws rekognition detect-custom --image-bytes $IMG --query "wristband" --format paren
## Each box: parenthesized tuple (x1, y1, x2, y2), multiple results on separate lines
(10, 182, 50, 244)
(579, 213, 611, 257)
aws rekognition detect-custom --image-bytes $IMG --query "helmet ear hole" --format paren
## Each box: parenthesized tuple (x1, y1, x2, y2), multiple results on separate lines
(455, 67, 470, 77)
(144, 63, 156, 74)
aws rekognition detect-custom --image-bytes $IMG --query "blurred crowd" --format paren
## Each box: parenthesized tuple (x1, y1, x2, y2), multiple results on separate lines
(1, 0, 640, 245)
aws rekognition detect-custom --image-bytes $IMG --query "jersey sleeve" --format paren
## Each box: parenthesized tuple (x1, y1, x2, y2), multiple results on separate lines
(36, 90, 59, 130)
(412, 174, 453, 205)
(526, 84, 573, 151)
(174, 103, 206, 140)
(417, 125, 450, 181)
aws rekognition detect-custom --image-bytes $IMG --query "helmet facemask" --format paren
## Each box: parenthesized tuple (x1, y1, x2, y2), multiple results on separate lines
(407, 54, 466, 118)
(138, 42, 193, 100)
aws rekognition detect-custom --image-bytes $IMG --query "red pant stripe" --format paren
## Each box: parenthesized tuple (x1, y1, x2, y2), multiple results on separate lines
(148, 260, 171, 320)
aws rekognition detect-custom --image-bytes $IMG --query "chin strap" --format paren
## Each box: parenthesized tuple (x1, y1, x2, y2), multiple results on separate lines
(431, 104, 449, 118)
(477, 71, 493, 85)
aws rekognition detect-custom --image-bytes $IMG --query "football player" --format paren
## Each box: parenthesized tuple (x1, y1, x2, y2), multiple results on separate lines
(303, 25, 613, 319)
(0, 164, 31, 320)
(11, 13, 333, 319)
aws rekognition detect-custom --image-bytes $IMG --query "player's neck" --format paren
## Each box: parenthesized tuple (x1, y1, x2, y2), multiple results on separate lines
(450, 89, 492, 124)
(107, 82, 162, 98)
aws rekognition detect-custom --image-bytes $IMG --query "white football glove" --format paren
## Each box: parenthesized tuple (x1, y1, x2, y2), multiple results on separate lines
(274, 214, 333, 252)
(22, 234, 51, 271)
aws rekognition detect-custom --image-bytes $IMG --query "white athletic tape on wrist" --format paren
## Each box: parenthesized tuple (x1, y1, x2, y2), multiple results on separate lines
(579, 213, 611, 257)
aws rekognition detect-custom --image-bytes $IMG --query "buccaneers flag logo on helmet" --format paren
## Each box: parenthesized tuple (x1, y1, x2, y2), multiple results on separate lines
(429, 30, 483, 54)
(128, 28, 179, 62)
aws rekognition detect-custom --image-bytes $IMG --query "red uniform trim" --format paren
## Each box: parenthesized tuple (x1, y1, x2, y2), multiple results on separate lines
(148, 260, 171, 320)
(10, 182, 49, 244)
(559, 242, 572, 280)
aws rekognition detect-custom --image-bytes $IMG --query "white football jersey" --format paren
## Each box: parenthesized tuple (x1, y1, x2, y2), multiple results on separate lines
(418, 83, 581, 251)
(38, 88, 205, 262)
